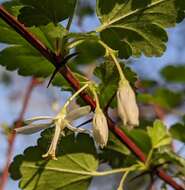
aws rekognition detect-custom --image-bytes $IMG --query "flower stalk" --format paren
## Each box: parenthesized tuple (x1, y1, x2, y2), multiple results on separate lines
(62, 83, 89, 111)
(117, 170, 130, 190)
(98, 40, 139, 128)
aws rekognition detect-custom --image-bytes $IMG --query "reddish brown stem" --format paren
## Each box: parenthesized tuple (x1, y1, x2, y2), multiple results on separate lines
(0, 5, 184, 190)
(0, 78, 39, 190)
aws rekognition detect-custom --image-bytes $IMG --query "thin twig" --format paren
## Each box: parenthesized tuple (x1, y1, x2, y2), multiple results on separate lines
(0, 78, 40, 190)
(0, 6, 184, 190)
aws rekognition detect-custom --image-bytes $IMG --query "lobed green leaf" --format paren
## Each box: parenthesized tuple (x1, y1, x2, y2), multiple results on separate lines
(18, 0, 77, 26)
(96, 0, 185, 58)
(147, 120, 172, 149)
(9, 130, 98, 190)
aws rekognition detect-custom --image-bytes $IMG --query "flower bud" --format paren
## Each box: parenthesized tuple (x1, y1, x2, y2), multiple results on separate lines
(93, 107, 109, 148)
(117, 80, 139, 128)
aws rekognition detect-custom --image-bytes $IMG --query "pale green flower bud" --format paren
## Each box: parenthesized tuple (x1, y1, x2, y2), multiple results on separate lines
(93, 107, 109, 148)
(117, 80, 139, 128)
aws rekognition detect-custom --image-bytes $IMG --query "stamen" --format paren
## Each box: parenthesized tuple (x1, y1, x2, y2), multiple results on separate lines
(42, 119, 62, 160)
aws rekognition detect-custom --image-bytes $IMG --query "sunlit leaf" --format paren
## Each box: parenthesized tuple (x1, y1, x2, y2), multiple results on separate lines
(9, 130, 98, 190)
(96, 0, 185, 58)
(147, 120, 172, 149)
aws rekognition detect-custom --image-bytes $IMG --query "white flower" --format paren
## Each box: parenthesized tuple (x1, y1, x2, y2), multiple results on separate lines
(15, 106, 91, 160)
(117, 79, 139, 128)
(93, 107, 109, 148)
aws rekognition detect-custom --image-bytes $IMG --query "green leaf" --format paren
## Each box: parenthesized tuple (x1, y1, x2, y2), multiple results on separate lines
(9, 130, 98, 190)
(0, 19, 27, 45)
(147, 120, 172, 149)
(18, 0, 77, 26)
(0, 45, 53, 76)
(125, 129, 151, 154)
(48, 25, 68, 39)
(0, 20, 64, 50)
(164, 151, 185, 167)
(0, 20, 81, 89)
(94, 61, 119, 108)
(2, 0, 22, 17)
(99, 150, 129, 169)
(139, 119, 154, 130)
(140, 80, 157, 88)
(161, 65, 185, 83)
(170, 123, 185, 143)
(96, 0, 185, 58)
(74, 40, 105, 65)
(99, 131, 130, 168)
(94, 61, 137, 108)
(138, 88, 183, 109)
(0, 3, 65, 49)
(0, 44, 87, 90)
(106, 131, 130, 155)
(153, 148, 185, 169)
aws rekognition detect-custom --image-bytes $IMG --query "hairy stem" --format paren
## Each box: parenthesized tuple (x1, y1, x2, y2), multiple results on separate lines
(0, 78, 40, 190)
(63, 83, 89, 110)
(98, 40, 126, 80)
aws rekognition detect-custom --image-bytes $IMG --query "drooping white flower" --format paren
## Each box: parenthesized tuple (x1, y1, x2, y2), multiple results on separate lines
(117, 79, 139, 128)
(92, 107, 109, 148)
(15, 106, 91, 160)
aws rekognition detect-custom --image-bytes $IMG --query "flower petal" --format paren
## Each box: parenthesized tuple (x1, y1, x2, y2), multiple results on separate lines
(117, 80, 139, 127)
(24, 116, 53, 124)
(66, 122, 87, 133)
(66, 106, 91, 121)
(117, 89, 128, 126)
(93, 108, 109, 148)
(15, 123, 52, 134)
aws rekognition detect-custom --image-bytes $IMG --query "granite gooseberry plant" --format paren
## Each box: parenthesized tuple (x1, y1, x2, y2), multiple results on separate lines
(0, 0, 185, 190)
